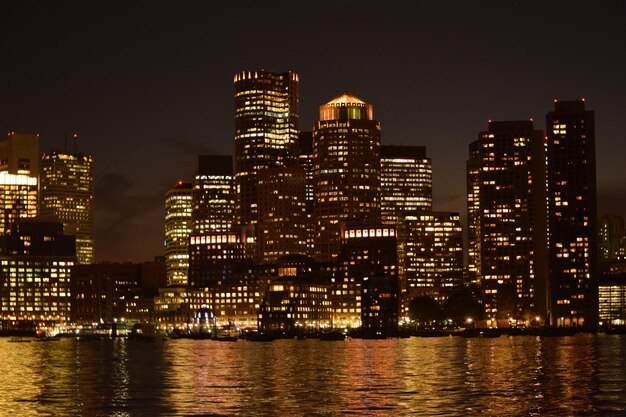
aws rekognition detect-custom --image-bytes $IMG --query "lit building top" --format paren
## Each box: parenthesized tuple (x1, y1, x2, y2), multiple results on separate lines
(319, 92, 373, 121)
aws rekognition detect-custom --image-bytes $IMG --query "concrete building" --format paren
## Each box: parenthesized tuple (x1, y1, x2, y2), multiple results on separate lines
(40, 150, 94, 264)
(313, 92, 381, 262)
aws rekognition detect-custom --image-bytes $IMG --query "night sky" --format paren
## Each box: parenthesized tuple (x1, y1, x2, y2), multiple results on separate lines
(2, 1, 625, 262)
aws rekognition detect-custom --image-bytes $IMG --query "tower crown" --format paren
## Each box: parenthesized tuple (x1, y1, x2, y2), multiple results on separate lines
(320, 92, 373, 121)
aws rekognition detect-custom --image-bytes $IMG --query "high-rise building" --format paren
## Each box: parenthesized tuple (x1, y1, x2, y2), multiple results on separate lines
(336, 224, 399, 333)
(599, 214, 626, 261)
(257, 167, 308, 263)
(164, 181, 192, 287)
(40, 150, 94, 264)
(313, 92, 381, 262)
(299, 131, 315, 254)
(233, 70, 299, 226)
(398, 211, 463, 317)
(0, 220, 76, 324)
(467, 121, 547, 325)
(0, 133, 39, 235)
(466, 141, 482, 284)
(546, 100, 598, 327)
(380, 145, 432, 225)
(192, 155, 234, 234)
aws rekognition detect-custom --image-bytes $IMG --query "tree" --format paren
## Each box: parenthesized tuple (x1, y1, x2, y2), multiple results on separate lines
(443, 288, 485, 324)
(409, 296, 444, 324)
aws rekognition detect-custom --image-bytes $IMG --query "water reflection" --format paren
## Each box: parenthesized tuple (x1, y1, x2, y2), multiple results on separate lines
(1, 335, 625, 416)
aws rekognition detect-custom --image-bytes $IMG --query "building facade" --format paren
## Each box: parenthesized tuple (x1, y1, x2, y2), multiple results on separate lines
(380, 145, 432, 225)
(0, 133, 39, 235)
(257, 167, 308, 263)
(313, 92, 381, 262)
(40, 150, 94, 264)
(398, 211, 463, 317)
(0, 220, 76, 325)
(192, 155, 234, 234)
(233, 70, 299, 226)
(546, 100, 598, 327)
(467, 121, 547, 324)
(335, 224, 398, 332)
(164, 182, 192, 287)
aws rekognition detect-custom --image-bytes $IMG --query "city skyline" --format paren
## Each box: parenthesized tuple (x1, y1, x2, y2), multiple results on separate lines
(2, 1, 626, 262)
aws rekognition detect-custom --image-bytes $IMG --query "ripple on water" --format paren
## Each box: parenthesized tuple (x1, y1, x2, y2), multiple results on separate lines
(0, 335, 625, 416)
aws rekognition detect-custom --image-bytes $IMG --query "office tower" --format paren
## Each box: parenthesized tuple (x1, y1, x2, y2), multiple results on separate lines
(298, 131, 314, 214)
(164, 181, 192, 287)
(398, 211, 463, 317)
(299, 131, 315, 254)
(0, 220, 75, 324)
(40, 150, 94, 264)
(466, 141, 482, 284)
(467, 121, 547, 325)
(0, 133, 39, 235)
(257, 167, 308, 263)
(380, 145, 432, 225)
(187, 230, 247, 288)
(233, 70, 299, 226)
(192, 155, 234, 234)
(599, 214, 626, 261)
(313, 92, 381, 262)
(546, 100, 598, 327)
(598, 272, 626, 327)
(335, 223, 398, 332)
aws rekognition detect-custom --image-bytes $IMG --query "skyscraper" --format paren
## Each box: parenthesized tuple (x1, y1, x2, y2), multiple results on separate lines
(380, 145, 432, 225)
(164, 181, 192, 287)
(192, 155, 234, 234)
(313, 92, 381, 262)
(546, 100, 598, 327)
(398, 211, 463, 317)
(257, 167, 308, 263)
(299, 131, 315, 254)
(233, 70, 299, 226)
(0, 133, 39, 235)
(40, 150, 94, 264)
(599, 214, 626, 261)
(467, 121, 547, 325)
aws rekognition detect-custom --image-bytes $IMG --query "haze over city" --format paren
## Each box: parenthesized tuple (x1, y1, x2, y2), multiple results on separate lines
(2, 0, 625, 262)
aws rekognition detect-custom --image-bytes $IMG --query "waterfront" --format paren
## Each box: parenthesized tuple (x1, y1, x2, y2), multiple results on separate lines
(1, 334, 625, 416)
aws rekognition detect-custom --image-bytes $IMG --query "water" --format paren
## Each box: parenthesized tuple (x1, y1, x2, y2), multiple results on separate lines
(1, 334, 625, 416)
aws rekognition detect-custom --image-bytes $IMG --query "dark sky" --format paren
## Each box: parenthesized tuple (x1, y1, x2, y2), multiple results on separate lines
(2, 1, 625, 262)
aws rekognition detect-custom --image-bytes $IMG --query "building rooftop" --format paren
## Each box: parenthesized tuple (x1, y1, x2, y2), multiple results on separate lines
(326, 92, 366, 106)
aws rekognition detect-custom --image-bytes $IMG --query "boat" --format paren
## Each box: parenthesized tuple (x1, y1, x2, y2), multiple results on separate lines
(319, 330, 346, 341)
(8, 337, 31, 343)
(245, 333, 278, 342)
(215, 335, 239, 342)
(35, 336, 60, 342)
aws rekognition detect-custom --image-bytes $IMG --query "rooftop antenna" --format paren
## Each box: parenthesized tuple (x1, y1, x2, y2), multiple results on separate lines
(64, 133, 68, 153)
(73, 133, 78, 155)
